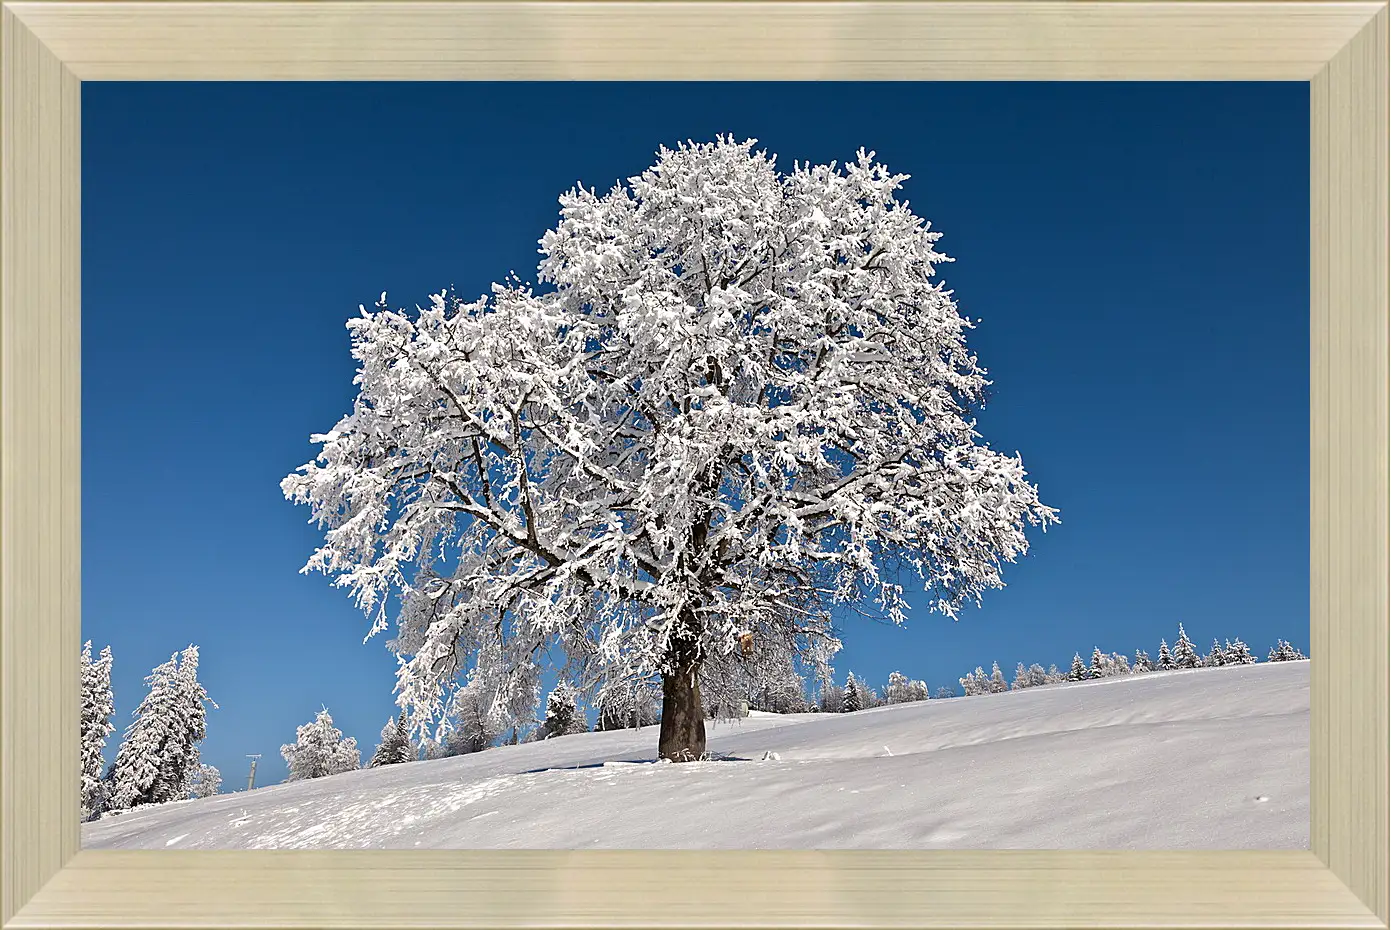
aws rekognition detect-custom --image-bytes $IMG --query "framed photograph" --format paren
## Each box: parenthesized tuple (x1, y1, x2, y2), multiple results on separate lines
(2, 2, 1386, 927)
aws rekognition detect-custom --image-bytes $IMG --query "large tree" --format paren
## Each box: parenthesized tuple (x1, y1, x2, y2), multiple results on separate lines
(80, 641, 116, 821)
(108, 646, 213, 812)
(283, 137, 1057, 762)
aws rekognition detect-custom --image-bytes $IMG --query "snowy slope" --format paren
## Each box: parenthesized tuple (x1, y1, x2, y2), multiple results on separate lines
(82, 661, 1308, 850)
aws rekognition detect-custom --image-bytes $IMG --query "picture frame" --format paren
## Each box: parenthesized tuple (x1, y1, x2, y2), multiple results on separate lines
(1, 2, 1385, 926)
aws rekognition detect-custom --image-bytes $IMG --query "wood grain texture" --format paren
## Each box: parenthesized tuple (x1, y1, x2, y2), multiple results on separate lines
(0, 5, 80, 926)
(0, 1, 1387, 928)
(1310, 7, 1390, 925)
(7, 850, 1386, 929)
(5, 1, 1388, 81)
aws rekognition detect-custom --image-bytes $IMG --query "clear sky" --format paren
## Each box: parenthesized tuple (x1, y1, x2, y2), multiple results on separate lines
(83, 82, 1309, 789)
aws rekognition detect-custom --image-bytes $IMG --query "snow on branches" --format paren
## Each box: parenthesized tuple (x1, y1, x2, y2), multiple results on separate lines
(283, 137, 1057, 753)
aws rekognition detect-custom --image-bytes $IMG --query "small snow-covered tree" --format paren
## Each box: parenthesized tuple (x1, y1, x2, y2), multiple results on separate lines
(987, 661, 1008, 694)
(1268, 639, 1306, 662)
(819, 682, 846, 713)
(1172, 625, 1200, 669)
(541, 681, 589, 739)
(959, 666, 988, 696)
(281, 708, 360, 780)
(935, 686, 955, 700)
(1204, 639, 1227, 668)
(370, 712, 414, 767)
(907, 679, 930, 702)
(1225, 638, 1255, 665)
(282, 137, 1058, 763)
(1010, 662, 1029, 691)
(80, 641, 116, 821)
(1156, 639, 1174, 670)
(1133, 649, 1153, 673)
(1111, 653, 1131, 676)
(1025, 663, 1048, 688)
(1088, 647, 1110, 679)
(842, 673, 865, 713)
(884, 671, 914, 704)
(1067, 653, 1087, 682)
(190, 763, 222, 799)
(1045, 664, 1064, 684)
(108, 646, 213, 813)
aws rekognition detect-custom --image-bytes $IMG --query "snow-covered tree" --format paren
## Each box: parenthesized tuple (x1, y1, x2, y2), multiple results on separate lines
(541, 681, 589, 739)
(370, 712, 415, 767)
(1268, 639, 1307, 662)
(1225, 638, 1256, 665)
(1045, 664, 1064, 684)
(1067, 653, 1087, 682)
(189, 763, 221, 799)
(596, 679, 662, 729)
(1133, 649, 1153, 673)
(1011, 662, 1030, 691)
(935, 686, 955, 700)
(1088, 647, 1111, 679)
(1111, 653, 1131, 676)
(1026, 663, 1048, 688)
(884, 671, 913, 704)
(282, 137, 1059, 762)
(907, 679, 930, 702)
(818, 682, 846, 713)
(842, 673, 865, 713)
(107, 646, 213, 813)
(1156, 639, 1173, 670)
(959, 666, 988, 696)
(1172, 625, 1200, 669)
(987, 661, 1008, 694)
(281, 708, 360, 781)
(80, 641, 116, 821)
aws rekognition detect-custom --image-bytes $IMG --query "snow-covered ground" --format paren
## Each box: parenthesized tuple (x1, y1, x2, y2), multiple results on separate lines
(82, 661, 1308, 850)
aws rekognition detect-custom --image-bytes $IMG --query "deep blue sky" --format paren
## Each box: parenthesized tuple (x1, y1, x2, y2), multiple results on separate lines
(83, 82, 1309, 789)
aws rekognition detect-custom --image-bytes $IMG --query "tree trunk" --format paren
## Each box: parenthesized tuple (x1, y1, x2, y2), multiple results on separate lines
(657, 654, 706, 762)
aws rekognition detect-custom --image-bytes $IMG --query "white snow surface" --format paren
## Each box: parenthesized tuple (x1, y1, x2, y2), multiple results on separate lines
(83, 662, 1308, 850)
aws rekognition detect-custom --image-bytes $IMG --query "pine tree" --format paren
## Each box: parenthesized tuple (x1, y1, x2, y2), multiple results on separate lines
(370, 712, 414, 767)
(1089, 647, 1109, 679)
(541, 681, 587, 738)
(1068, 653, 1087, 682)
(1027, 664, 1049, 688)
(281, 708, 361, 780)
(1111, 653, 1131, 675)
(907, 679, 930, 702)
(935, 687, 954, 700)
(842, 673, 864, 712)
(985, 661, 1007, 694)
(80, 641, 116, 821)
(107, 646, 212, 813)
(1172, 625, 1200, 669)
(1226, 638, 1256, 665)
(1046, 664, 1064, 684)
(189, 763, 221, 799)
(959, 666, 988, 696)
(1011, 662, 1030, 691)
(1133, 649, 1153, 673)
(1205, 639, 1226, 667)
(1268, 639, 1307, 662)
(819, 682, 846, 713)
(1157, 639, 1174, 670)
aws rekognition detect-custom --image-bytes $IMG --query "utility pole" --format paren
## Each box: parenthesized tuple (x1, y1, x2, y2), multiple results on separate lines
(245, 754, 261, 792)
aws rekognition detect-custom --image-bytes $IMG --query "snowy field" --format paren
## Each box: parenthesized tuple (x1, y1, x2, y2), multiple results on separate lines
(83, 661, 1308, 850)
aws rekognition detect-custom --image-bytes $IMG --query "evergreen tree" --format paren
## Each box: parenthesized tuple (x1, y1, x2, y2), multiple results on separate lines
(108, 646, 212, 813)
(1027, 664, 1049, 688)
(1172, 625, 1200, 669)
(281, 708, 360, 780)
(540, 681, 588, 738)
(987, 661, 1008, 694)
(189, 763, 221, 799)
(369, 712, 414, 767)
(1133, 649, 1153, 673)
(959, 666, 988, 696)
(1268, 639, 1307, 662)
(80, 641, 116, 821)
(1205, 639, 1226, 667)
(1156, 639, 1174, 670)
(907, 679, 930, 702)
(1067, 653, 1087, 682)
(1225, 638, 1256, 665)
(842, 673, 864, 712)
(935, 686, 955, 700)
(884, 671, 914, 704)
(1088, 647, 1109, 679)
(1111, 653, 1131, 675)
(819, 682, 846, 713)
(1045, 664, 1065, 684)
(1011, 662, 1031, 691)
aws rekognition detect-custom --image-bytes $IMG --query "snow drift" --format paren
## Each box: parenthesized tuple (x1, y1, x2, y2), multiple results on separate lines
(83, 661, 1307, 850)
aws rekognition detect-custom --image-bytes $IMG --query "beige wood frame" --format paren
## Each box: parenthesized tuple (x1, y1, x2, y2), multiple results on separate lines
(1, 2, 1386, 927)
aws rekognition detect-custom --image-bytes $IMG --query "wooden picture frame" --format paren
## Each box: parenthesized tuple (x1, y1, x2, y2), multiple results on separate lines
(2, 2, 1386, 926)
